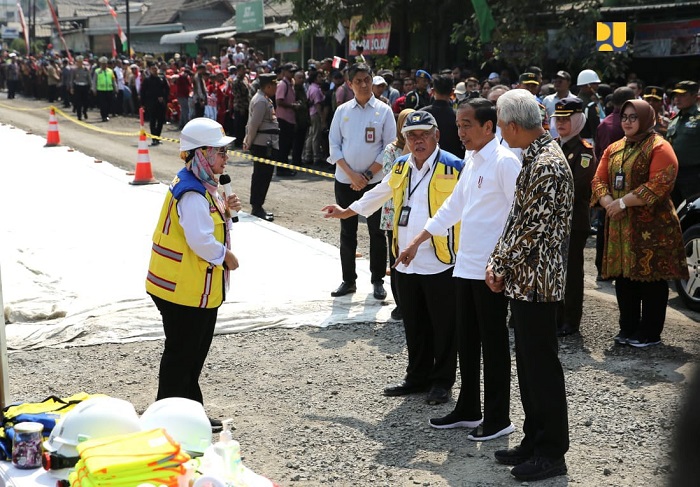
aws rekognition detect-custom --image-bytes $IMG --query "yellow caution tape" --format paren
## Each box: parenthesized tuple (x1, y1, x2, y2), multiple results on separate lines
(3, 102, 335, 178)
(0, 101, 48, 111)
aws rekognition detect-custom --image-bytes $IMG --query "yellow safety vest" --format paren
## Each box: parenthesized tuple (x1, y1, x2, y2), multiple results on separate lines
(94, 68, 114, 91)
(388, 151, 461, 264)
(146, 169, 227, 308)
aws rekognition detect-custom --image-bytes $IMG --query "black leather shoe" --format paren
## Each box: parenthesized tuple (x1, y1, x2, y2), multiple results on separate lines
(390, 307, 402, 320)
(276, 168, 297, 177)
(383, 380, 429, 397)
(495, 445, 533, 466)
(557, 323, 580, 337)
(426, 386, 451, 405)
(209, 417, 223, 433)
(510, 456, 567, 481)
(373, 282, 387, 300)
(331, 281, 356, 297)
(251, 206, 274, 222)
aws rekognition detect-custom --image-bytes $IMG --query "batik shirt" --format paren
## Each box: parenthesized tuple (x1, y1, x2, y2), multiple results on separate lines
(488, 132, 574, 302)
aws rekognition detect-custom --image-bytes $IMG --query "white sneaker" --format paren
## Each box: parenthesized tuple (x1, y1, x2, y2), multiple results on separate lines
(467, 423, 516, 441)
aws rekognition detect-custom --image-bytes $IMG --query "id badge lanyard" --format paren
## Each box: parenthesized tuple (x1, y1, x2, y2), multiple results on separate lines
(398, 152, 437, 227)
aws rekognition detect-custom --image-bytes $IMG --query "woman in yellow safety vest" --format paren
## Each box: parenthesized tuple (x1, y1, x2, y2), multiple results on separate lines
(146, 117, 240, 430)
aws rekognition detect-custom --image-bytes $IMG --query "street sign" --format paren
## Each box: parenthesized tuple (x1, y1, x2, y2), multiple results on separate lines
(0, 26, 19, 39)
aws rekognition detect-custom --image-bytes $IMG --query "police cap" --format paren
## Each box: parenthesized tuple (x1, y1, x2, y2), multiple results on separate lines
(642, 86, 664, 100)
(258, 73, 278, 88)
(402, 110, 438, 133)
(518, 72, 539, 85)
(415, 69, 432, 81)
(672, 80, 699, 94)
(551, 96, 584, 117)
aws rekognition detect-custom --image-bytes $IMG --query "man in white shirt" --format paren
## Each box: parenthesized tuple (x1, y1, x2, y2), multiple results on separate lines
(327, 63, 396, 300)
(397, 99, 520, 438)
(323, 111, 463, 405)
(542, 71, 573, 138)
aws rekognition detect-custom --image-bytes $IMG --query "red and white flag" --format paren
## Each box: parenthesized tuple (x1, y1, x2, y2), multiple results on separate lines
(332, 56, 348, 69)
(16, 2, 30, 55)
(103, 1, 128, 45)
(46, 0, 73, 62)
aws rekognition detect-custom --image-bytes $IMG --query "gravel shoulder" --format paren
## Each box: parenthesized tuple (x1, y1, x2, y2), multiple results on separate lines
(2, 96, 700, 486)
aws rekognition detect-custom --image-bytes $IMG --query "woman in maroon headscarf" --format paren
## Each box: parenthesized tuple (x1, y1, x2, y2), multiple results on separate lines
(591, 99, 688, 348)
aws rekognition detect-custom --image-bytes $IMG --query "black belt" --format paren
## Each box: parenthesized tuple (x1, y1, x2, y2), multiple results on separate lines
(258, 129, 279, 134)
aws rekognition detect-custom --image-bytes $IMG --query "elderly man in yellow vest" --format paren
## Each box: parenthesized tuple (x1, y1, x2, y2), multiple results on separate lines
(323, 111, 463, 405)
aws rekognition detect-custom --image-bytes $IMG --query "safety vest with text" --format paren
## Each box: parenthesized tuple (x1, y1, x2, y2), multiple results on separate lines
(146, 168, 227, 308)
(388, 150, 463, 263)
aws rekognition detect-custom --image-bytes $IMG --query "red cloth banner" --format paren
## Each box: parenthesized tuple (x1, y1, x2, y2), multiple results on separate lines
(16, 2, 30, 55)
(46, 0, 73, 62)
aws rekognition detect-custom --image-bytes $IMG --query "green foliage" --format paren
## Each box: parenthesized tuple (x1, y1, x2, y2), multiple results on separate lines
(10, 38, 27, 55)
(374, 55, 401, 71)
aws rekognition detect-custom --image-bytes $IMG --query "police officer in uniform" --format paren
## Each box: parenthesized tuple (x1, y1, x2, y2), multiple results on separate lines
(642, 86, 670, 137)
(666, 80, 700, 206)
(551, 98, 596, 336)
(243, 73, 279, 222)
(405, 70, 432, 110)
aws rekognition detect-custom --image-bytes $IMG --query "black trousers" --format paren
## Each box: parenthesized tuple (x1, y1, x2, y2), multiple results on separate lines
(47, 84, 58, 103)
(334, 180, 386, 284)
(249, 144, 276, 207)
(147, 102, 166, 137)
(96, 90, 113, 120)
(72, 85, 89, 118)
(386, 231, 400, 307)
(395, 268, 457, 389)
(233, 110, 247, 147)
(150, 294, 218, 404)
(454, 278, 511, 427)
(557, 229, 588, 330)
(615, 277, 669, 340)
(511, 299, 569, 459)
(278, 118, 295, 165)
(292, 122, 309, 165)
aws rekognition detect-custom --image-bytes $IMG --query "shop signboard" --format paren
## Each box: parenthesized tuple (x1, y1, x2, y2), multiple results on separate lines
(349, 15, 391, 56)
(635, 19, 700, 57)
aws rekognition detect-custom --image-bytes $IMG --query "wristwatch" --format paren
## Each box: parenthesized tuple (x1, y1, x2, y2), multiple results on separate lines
(619, 197, 626, 210)
(363, 169, 374, 181)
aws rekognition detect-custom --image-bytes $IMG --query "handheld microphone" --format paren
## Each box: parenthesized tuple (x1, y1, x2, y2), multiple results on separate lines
(218, 173, 238, 223)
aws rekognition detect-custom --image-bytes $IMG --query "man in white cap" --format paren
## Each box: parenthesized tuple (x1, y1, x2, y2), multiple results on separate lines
(323, 110, 463, 406)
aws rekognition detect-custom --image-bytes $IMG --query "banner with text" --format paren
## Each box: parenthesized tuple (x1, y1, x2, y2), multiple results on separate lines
(237, 0, 264, 34)
(634, 19, 700, 58)
(349, 16, 390, 56)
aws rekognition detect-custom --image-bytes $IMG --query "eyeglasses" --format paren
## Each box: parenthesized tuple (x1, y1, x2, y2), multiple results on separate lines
(215, 147, 229, 155)
(405, 130, 434, 142)
(620, 114, 638, 122)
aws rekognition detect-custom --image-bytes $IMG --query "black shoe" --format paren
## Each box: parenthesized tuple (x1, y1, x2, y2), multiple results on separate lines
(331, 281, 356, 297)
(510, 456, 567, 481)
(426, 386, 451, 405)
(627, 335, 661, 348)
(83, 112, 88, 119)
(557, 323, 580, 337)
(276, 168, 297, 177)
(209, 417, 223, 433)
(429, 411, 482, 430)
(390, 307, 402, 321)
(494, 445, 533, 466)
(149, 140, 160, 146)
(251, 206, 274, 222)
(373, 282, 387, 300)
(613, 330, 630, 346)
(102, 117, 109, 122)
(467, 423, 515, 441)
(383, 380, 429, 397)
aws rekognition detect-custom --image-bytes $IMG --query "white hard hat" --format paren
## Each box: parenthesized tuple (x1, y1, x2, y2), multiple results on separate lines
(44, 397, 141, 458)
(577, 69, 601, 86)
(139, 397, 212, 454)
(180, 117, 235, 151)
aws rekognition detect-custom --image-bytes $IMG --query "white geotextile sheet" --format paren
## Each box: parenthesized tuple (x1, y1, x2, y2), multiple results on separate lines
(0, 124, 393, 351)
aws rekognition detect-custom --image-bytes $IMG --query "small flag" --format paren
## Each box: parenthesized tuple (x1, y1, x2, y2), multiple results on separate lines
(597, 22, 627, 52)
(332, 56, 348, 69)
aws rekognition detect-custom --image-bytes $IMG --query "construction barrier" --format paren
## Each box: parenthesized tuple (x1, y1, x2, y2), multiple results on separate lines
(45, 108, 60, 147)
(129, 129, 158, 185)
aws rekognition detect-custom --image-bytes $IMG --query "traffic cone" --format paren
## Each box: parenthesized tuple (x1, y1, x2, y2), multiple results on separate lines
(130, 129, 158, 185)
(45, 108, 60, 147)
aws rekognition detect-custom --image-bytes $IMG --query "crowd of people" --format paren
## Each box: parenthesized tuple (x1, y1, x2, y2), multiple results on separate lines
(3, 41, 698, 483)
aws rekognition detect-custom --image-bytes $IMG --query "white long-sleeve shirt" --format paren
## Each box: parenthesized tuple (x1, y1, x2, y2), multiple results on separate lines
(425, 137, 521, 280)
(328, 95, 396, 184)
(177, 192, 228, 265)
(349, 146, 452, 275)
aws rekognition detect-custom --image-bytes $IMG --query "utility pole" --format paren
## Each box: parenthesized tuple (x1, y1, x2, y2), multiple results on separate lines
(125, 0, 130, 56)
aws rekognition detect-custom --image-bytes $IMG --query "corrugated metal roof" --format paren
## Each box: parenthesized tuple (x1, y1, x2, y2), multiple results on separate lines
(139, 0, 188, 25)
(600, 1, 700, 13)
(161, 26, 236, 44)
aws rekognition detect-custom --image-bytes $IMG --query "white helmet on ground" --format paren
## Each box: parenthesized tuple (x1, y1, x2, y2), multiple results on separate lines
(139, 397, 212, 455)
(179, 118, 235, 151)
(43, 397, 141, 458)
(577, 69, 601, 86)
